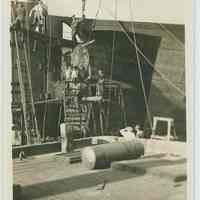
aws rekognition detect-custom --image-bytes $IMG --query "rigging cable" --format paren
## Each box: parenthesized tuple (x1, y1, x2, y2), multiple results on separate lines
(120, 23, 185, 97)
(158, 23, 185, 84)
(129, 0, 153, 130)
(91, 0, 102, 32)
(110, 0, 117, 82)
(87, 0, 102, 45)
(158, 23, 185, 49)
(107, 0, 117, 128)
(102, 5, 185, 97)
(25, 1, 40, 140)
(42, 10, 52, 140)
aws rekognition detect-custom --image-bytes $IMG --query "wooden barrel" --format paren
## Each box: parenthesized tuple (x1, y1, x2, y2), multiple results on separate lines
(81, 140, 145, 170)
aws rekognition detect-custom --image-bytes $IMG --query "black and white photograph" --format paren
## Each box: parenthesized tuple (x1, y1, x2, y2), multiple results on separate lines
(6, 0, 190, 199)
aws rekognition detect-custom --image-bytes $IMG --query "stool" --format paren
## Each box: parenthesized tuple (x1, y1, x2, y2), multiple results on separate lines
(151, 116, 177, 141)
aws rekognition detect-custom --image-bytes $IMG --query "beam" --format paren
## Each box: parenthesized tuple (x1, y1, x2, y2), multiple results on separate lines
(10, 27, 74, 48)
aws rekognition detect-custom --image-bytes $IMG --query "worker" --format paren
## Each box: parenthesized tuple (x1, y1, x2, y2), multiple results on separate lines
(135, 124, 144, 138)
(120, 126, 136, 140)
(12, 3, 26, 42)
(19, 151, 26, 161)
(96, 69, 105, 96)
(29, 0, 48, 33)
(76, 14, 91, 43)
(71, 66, 79, 82)
(12, 3, 25, 29)
(71, 44, 91, 77)
(78, 64, 91, 82)
(71, 15, 78, 40)
(61, 52, 72, 81)
(71, 15, 82, 43)
(71, 14, 91, 44)
(78, 65, 87, 81)
(30, 129, 39, 144)
(69, 77, 81, 108)
(65, 65, 72, 82)
(12, 125, 22, 146)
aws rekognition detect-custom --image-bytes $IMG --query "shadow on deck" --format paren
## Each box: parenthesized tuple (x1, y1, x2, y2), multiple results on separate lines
(21, 168, 143, 199)
(19, 158, 186, 199)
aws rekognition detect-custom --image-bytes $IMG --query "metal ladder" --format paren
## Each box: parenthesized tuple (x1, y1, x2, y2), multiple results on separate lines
(63, 82, 91, 137)
(13, 30, 39, 144)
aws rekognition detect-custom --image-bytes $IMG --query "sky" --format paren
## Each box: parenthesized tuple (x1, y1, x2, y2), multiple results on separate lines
(45, 0, 184, 24)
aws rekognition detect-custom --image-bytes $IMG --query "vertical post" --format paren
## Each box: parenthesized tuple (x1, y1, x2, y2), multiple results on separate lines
(120, 88, 127, 127)
(172, 121, 177, 139)
(20, 110, 25, 145)
(99, 103, 104, 135)
(46, 15, 51, 96)
(104, 102, 110, 132)
(167, 120, 172, 141)
(91, 105, 97, 136)
(23, 42, 40, 140)
(60, 123, 67, 153)
(57, 103, 62, 137)
(152, 117, 157, 136)
(42, 14, 49, 140)
(42, 103, 47, 141)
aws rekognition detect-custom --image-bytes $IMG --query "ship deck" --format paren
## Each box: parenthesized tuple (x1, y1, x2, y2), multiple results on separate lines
(13, 149, 187, 200)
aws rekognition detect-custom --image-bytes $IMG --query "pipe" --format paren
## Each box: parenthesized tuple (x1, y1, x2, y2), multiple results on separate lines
(81, 140, 144, 169)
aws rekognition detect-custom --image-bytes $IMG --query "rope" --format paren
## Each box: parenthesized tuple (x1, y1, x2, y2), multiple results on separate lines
(118, 22, 185, 97)
(91, 0, 102, 31)
(102, 5, 185, 97)
(108, 31, 116, 99)
(135, 39, 185, 96)
(25, 2, 31, 63)
(110, 0, 117, 81)
(110, 31, 116, 81)
(128, 0, 153, 130)
(42, 14, 52, 140)
(108, 0, 117, 100)
(83, 0, 102, 50)
(107, 0, 117, 130)
(158, 23, 185, 49)
(156, 23, 186, 91)
(24, 2, 40, 139)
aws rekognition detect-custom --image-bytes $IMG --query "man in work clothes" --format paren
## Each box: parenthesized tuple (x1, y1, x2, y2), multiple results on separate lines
(29, 0, 48, 33)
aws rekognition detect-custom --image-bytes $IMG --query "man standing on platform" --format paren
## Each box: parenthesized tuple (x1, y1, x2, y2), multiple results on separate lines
(12, 3, 26, 41)
(96, 69, 105, 96)
(29, 0, 48, 33)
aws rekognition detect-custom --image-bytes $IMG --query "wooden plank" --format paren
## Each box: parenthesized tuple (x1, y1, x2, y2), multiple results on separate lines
(10, 27, 74, 48)
(12, 142, 61, 159)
